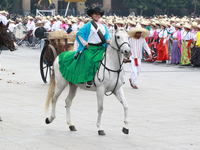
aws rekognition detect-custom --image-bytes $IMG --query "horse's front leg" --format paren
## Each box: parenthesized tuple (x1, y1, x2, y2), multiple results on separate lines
(96, 87, 105, 135)
(114, 87, 129, 134)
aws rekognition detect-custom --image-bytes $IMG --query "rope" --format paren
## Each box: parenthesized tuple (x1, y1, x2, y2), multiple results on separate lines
(96, 34, 130, 96)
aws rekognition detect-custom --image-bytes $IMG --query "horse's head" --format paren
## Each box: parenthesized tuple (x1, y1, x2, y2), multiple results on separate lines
(112, 24, 131, 56)
(0, 22, 16, 51)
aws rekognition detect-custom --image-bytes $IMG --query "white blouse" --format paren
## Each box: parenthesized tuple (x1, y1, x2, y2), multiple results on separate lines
(158, 30, 167, 44)
(182, 31, 193, 40)
(149, 29, 155, 37)
(78, 22, 106, 46)
(172, 31, 177, 38)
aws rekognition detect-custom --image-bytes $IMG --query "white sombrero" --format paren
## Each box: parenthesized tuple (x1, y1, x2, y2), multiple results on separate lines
(183, 23, 191, 29)
(115, 19, 124, 25)
(159, 21, 168, 27)
(128, 23, 150, 38)
(173, 23, 182, 28)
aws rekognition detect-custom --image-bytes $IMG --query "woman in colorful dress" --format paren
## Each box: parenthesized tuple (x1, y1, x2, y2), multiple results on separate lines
(180, 23, 193, 66)
(59, 7, 111, 87)
(156, 22, 170, 62)
(171, 23, 182, 65)
(148, 22, 158, 55)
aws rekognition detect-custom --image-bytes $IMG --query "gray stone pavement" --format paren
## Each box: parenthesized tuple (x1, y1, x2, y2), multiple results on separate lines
(0, 47, 200, 150)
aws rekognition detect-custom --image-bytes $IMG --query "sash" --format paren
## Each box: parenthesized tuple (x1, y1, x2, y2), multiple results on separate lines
(91, 21, 106, 44)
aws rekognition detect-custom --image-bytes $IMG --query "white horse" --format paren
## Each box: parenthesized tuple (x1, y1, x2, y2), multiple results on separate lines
(45, 24, 131, 135)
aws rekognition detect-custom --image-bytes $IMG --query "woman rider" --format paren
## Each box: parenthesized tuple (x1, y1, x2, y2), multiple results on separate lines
(59, 7, 111, 87)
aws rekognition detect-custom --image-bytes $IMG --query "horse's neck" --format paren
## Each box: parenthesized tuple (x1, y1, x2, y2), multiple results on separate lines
(104, 39, 123, 70)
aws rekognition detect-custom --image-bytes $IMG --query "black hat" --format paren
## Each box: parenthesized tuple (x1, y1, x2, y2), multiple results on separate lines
(87, 7, 104, 17)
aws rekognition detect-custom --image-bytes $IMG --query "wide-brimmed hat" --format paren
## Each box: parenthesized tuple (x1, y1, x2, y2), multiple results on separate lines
(183, 23, 191, 29)
(17, 18, 22, 22)
(108, 20, 114, 26)
(150, 22, 157, 27)
(0, 10, 9, 15)
(159, 21, 168, 27)
(84, 18, 91, 23)
(71, 17, 77, 23)
(173, 23, 182, 28)
(129, 20, 136, 26)
(115, 19, 124, 25)
(196, 24, 200, 30)
(87, 7, 104, 17)
(128, 23, 150, 38)
(140, 20, 149, 26)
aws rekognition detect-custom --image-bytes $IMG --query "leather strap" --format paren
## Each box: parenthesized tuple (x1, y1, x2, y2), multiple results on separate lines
(91, 21, 106, 44)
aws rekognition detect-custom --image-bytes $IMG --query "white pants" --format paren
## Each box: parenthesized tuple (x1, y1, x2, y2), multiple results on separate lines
(130, 58, 141, 86)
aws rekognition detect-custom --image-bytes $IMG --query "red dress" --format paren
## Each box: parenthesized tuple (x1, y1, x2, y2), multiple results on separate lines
(157, 38, 170, 61)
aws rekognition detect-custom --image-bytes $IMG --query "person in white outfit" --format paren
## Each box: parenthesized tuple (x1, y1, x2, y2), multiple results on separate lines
(127, 23, 152, 89)
(0, 10, 8, 25)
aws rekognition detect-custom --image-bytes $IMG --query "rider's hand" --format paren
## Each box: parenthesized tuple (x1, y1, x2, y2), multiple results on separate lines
(106, 39, 111, 44)
(149, 54, 153, 60)
(86, 44, 89, 49)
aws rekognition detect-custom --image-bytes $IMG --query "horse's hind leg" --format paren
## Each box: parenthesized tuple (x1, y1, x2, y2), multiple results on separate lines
(96, 87, 106, 135)
(65, 83, 77, 131)
(114, 87, 129, 134)
(46, 83, 67, 124)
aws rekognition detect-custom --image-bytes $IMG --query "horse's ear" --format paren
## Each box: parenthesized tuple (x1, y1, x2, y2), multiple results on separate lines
(6, 22, 9, 28)
(114, 23, 118, 31)
(124, 23, 128, 30)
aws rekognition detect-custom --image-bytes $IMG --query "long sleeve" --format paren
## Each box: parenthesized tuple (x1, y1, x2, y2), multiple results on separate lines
(143, 40, 151, 55)
(77, 36, 88, 46)
(163, 31, 167, 44)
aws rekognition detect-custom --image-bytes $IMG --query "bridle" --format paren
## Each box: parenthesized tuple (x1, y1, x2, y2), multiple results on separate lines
(0, 27, 15, 54)
(96, 30, 130, 96)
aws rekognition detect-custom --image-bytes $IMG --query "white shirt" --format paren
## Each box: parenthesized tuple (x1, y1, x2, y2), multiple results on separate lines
(129, 37, 151, 59)
(169, 25, 176, 34)
(8, 23, 14, 32)
(72, 23, 78, 31)
(27, 21, 35, 31)
(44, 22, 51, 31)
(158, 30, 167, 44)
(0, 14, 7, 25)
(52, 21, 60, 31)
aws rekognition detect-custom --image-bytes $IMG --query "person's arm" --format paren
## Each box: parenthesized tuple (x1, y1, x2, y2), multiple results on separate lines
(143, 39, 152, 59)
(163, 30, 167, 46)
(77, 36, 88, 48)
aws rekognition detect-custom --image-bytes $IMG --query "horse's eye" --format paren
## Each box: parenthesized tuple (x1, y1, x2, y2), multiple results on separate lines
(117, 36, 120, 39)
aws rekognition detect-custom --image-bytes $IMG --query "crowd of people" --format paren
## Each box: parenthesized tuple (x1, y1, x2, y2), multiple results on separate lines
(1, 8, 200, 90)
(1, 9, 200, 67)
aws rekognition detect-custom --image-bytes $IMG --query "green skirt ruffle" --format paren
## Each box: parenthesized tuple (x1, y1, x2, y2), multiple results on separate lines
(59, 45, 105, 84)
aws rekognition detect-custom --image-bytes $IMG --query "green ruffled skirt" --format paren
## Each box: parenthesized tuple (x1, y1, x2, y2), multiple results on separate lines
(59, 45, 105, 84)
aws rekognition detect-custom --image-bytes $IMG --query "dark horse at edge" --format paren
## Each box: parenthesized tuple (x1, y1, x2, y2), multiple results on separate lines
(0, 21, 17, 121)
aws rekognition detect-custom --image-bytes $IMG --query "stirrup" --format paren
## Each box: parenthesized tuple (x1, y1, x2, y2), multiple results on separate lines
(86, 81, 94, 88)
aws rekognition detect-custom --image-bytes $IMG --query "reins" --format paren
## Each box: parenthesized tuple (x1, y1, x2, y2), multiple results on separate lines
(96, 32, 130, 96)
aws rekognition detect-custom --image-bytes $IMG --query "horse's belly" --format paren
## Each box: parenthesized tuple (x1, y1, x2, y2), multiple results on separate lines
(76, 83, 97, 92)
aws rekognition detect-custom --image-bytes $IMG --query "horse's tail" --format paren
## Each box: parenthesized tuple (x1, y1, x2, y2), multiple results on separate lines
(45, 67, 56, 115)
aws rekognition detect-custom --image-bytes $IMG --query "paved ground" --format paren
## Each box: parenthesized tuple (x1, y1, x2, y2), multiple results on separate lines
(0, 47, 200, 150)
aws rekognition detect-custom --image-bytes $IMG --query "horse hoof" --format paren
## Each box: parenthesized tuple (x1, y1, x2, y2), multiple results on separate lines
(98, 130, 106, 135)
(122, 127, 129, 134)
(69, 125, 77, 131)
(45, 118, 50, 124)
